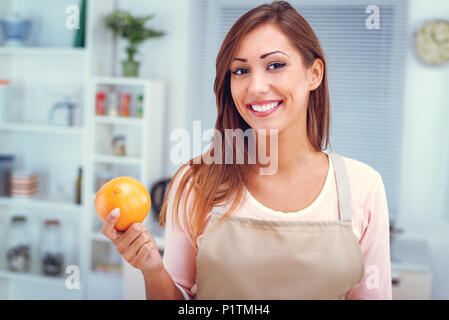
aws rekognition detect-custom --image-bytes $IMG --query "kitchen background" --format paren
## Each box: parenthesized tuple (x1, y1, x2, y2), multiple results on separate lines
(0, 0, 448, 300)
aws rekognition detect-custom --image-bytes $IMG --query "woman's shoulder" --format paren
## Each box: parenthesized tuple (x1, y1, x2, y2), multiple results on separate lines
(337, 153, 383, 197)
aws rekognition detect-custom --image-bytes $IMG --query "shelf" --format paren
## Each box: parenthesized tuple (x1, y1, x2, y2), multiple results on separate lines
(0, 47, 86, 56)
(0, 122, 85, 135)
(93, 76, 153, 86)
(94, 116, 143, 126)
(0, 195, 84, 213)
(93, 154, 142, 166)
(0, 269, 69, 286)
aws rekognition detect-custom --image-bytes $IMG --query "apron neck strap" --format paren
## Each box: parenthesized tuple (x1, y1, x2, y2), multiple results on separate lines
(329, 151, 352, 222)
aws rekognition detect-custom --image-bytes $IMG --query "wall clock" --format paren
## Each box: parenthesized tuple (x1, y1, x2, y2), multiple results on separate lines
(414, 19, 449, 66)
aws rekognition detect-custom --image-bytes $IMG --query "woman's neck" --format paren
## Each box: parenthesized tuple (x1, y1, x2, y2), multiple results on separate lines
(255, 123, 320, 177)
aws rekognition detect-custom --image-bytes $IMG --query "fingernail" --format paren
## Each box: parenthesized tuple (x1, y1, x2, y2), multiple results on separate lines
(110, 208, 120, 218)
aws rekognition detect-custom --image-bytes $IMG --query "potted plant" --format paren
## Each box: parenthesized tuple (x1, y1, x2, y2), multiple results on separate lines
(104, 10, 165, 77)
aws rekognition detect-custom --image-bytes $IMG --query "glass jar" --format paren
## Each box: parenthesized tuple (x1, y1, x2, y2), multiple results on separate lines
(40, 220, 64, 276)
(111, 135, 126, 156)
(107, 91, 119, 117)
(95, 91, 106, 115)
(6, 215, 31, 272)
(119, 93, 130, 117)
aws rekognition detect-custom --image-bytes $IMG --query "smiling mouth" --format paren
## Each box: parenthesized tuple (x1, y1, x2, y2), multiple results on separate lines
(246, 100, 283, 116)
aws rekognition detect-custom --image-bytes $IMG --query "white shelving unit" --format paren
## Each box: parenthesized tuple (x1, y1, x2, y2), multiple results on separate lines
(0, 269, 68, 286)
(86, 76, 166, 300)
(94, 115, 143, 126)
(0, 123, 85, 135)
(0, 0, 167, 300)
(0, 0, 90, 300)
(0, 195, 83, 213)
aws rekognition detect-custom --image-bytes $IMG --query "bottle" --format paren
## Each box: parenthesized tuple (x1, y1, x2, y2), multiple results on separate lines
(107, 91, 119, 117)
(136, 94, 143, 118)
(76, 166, 82, 204)
(95, 92, 106, 115)
(41, 220, 64, 276)
(6, 216, 31, 272)
(119, 93, 131, 117)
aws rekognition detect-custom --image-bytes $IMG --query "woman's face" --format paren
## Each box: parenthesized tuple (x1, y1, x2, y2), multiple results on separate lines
(230, 23, 322, 134)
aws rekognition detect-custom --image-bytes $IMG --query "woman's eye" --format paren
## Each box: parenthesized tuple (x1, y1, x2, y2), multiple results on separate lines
(232, 62, 286, 76)
(268, 62, 286, 70)
(232, 68, 248, 76)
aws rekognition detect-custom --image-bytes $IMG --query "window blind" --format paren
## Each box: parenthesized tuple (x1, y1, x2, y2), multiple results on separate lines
(188, 0, 409, 218)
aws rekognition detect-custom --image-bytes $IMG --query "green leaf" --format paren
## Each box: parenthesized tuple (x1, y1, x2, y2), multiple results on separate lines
(103, 10, 166, 61)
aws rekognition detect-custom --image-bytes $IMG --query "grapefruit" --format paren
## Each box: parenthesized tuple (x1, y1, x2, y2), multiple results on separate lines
(95, 176, 151, 231)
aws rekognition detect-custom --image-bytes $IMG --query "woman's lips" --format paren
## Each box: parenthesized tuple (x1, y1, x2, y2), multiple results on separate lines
(247, 101, 283, 117)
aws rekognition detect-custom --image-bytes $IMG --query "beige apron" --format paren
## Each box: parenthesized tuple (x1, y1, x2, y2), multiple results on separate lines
(195, 151, 365, 300)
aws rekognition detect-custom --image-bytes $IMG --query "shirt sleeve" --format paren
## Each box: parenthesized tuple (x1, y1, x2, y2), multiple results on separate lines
(345, 172, 393, 300)
(162, 166, 197, 300)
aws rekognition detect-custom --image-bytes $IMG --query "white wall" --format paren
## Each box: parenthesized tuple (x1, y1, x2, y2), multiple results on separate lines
(397, 0, 449, 299)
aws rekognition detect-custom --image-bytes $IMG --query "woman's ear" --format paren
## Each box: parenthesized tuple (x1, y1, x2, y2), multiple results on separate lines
(308, 58, 324, 91)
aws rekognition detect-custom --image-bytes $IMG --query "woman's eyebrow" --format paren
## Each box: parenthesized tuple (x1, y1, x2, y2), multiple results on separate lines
(232, 50, 290, 62)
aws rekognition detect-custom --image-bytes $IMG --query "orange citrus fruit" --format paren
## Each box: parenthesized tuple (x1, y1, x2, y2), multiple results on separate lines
(95, 176, 151, 231)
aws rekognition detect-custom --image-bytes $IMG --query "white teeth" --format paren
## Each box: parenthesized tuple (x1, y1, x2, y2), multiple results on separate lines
(251, 101, 281, 112)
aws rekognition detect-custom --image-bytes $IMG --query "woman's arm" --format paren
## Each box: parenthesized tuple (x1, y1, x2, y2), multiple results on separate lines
(142, 267, 186, 300)
(157, 165, 198, 300)
(102, 209, 183, 299)
(345, 172, 393, 300)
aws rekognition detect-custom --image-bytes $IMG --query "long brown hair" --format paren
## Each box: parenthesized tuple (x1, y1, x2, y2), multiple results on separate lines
(159, 1, 330, 252)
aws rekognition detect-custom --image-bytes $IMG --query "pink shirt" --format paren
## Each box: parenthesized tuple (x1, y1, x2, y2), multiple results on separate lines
(162, 152, 393, 300)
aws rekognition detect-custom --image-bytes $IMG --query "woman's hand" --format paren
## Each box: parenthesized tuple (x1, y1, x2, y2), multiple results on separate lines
(102, 208, 163, 277)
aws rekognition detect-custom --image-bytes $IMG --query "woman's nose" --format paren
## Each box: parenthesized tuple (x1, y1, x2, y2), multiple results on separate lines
(248, 71, 269, 96)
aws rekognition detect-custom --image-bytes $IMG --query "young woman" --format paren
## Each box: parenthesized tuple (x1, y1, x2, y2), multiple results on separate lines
(102, 1, 392, 300)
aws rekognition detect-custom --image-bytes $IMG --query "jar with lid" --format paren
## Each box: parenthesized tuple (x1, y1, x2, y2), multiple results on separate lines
(112, 135, 126, 156)
(40, 220, 64, 276)
(6, 215, 31, 272)
(107, 91, 119, 117)
(95, 92, 106, 115)
(119, 93, 131, 117)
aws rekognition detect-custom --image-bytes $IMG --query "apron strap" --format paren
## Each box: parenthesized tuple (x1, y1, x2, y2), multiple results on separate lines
(329, 151, 352, 222)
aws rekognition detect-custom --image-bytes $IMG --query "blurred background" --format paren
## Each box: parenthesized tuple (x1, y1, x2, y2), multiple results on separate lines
(0, 0, 448, 300)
